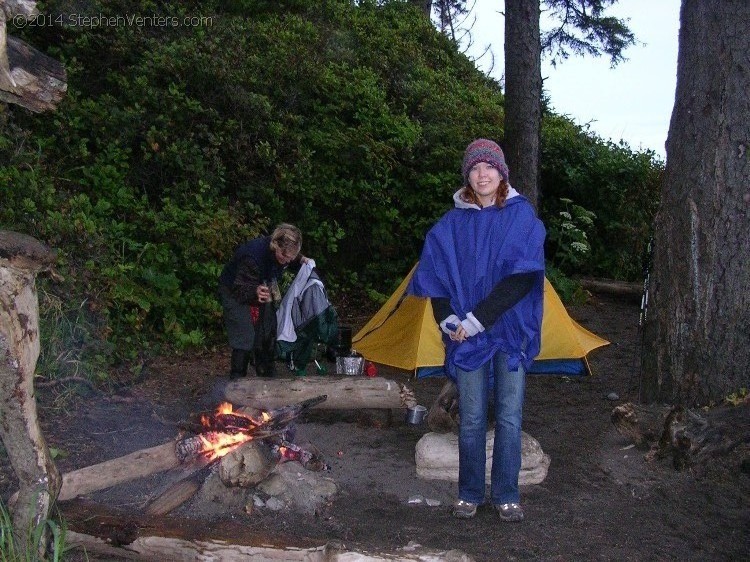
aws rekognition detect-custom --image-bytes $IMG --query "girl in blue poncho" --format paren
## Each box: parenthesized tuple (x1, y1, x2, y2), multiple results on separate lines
(409, 139, 545, 522)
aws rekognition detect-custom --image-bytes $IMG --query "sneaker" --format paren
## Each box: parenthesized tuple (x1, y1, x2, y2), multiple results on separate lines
(494, 502, 524, 522)
(452, 499, 478, 519)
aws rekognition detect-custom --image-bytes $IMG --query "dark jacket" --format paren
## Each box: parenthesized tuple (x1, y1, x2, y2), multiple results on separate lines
(219, 236, 296, 305)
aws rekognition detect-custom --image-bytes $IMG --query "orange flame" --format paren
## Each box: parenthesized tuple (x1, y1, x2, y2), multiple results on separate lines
(195, 402, 257, 461)
(198, 431, 252, 461)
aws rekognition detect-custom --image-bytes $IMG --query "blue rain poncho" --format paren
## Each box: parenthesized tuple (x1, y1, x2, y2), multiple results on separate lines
(409, 193, 545, 377)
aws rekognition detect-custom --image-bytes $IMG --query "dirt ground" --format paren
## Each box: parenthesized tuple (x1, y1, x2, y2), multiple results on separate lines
(2, 291, 748, 561)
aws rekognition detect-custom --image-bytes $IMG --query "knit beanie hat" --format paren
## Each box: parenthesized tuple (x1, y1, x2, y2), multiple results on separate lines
(462, 138, 509, 184)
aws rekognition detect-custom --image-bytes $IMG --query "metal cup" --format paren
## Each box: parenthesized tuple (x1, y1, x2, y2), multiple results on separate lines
(405, 405, 428, 425)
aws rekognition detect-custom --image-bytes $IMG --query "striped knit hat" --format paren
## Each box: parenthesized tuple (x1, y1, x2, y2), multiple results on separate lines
(462, 138, 509, 184)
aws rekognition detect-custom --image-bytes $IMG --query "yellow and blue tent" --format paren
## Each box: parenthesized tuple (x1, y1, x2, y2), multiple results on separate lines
(352, 265, 609, 376)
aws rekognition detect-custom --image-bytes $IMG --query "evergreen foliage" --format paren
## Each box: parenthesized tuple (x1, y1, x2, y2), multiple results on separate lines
(0, 0, 662, 379)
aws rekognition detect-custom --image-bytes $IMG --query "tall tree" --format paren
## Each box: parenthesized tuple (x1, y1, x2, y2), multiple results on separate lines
(504, 0, 634, 207)
(425, 1, 634, 207)
(504, 0, 541, 206)
(641, 0, 750, 406)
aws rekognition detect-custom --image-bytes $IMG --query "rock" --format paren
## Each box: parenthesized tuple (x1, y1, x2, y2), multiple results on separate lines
(219, 440, 277, 487)
(414, 430, 550, 485)
(257, 461, 337, 515)
(607, 392, 620, 401)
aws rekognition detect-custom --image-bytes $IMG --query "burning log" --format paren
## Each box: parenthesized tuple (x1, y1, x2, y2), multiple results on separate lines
(225, 376, 412, 410)
(9, 396, 331, 508)
(269, 439, 329, 472)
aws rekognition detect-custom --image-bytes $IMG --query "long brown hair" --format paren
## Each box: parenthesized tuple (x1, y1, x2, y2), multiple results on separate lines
(458, 179, 510, 208)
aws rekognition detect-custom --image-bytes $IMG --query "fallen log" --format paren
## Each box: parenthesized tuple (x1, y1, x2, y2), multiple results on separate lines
(62, 498, 475, 561)
(1, 2, 67, 112)
(58, 441, 180, 501)
(225, 376, 412, 410)
(61, 500, 473, 562)
(577, 277, 643, 301)
(66, 531, 474, 562)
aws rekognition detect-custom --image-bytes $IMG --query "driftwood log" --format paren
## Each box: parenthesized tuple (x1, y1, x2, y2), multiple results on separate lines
(225, 376, 414, 410)
(0, 0, 67, 112)
(8, 441, 181, 507)
(61, 499, 475, 561)
(0, 231, 60, 544)
(612, 401, 750, 470)
(577, 277, 643, 302)
(58, 441, 181, 500)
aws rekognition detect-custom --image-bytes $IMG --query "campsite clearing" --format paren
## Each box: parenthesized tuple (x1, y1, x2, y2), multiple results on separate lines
(2, 291, 747, 561)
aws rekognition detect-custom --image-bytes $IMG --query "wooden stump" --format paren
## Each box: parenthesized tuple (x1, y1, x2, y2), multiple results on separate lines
(611, 402, 672, 447)
(426, 379, 459, 433)
(613, 401, 750, 471)
(414, 430, 550, 485)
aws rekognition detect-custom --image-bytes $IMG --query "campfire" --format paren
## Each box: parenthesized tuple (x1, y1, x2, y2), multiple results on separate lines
(145, 395, 330, 516)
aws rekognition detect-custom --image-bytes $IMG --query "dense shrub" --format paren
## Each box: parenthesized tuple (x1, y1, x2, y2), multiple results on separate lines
(0, 0, 662, 378)
(541, 115, 662, 280)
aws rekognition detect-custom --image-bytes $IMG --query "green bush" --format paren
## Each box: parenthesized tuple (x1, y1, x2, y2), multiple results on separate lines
(0, 0, 662, 382)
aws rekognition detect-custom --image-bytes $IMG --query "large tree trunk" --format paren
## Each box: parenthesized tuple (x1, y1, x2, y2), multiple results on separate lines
(641, 0, 750, 405)
(503, 0, 541, 208)
(0, 231, 61, 547)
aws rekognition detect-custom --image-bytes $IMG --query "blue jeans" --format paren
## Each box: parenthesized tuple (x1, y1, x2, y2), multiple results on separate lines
(456, 354, 526, 505)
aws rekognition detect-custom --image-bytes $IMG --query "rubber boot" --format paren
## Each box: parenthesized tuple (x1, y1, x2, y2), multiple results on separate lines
(255, 359, 276, 378)
(229, 349, 252, 379)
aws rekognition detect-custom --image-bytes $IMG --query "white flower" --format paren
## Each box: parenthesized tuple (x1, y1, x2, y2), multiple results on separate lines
(571, 242, 589, 253)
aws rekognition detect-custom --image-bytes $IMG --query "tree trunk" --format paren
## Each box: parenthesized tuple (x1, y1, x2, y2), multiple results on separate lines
(0, 231, 60, 547)
(503, 0, 541, 208)
(407, 0, 433, 19)
(641, 0, 750, 405)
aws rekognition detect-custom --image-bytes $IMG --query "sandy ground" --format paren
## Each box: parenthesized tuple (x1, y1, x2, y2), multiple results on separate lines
(1, 292, 748, 561)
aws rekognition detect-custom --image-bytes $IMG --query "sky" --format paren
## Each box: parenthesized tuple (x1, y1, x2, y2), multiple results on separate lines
(463, 0, 681, 159)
